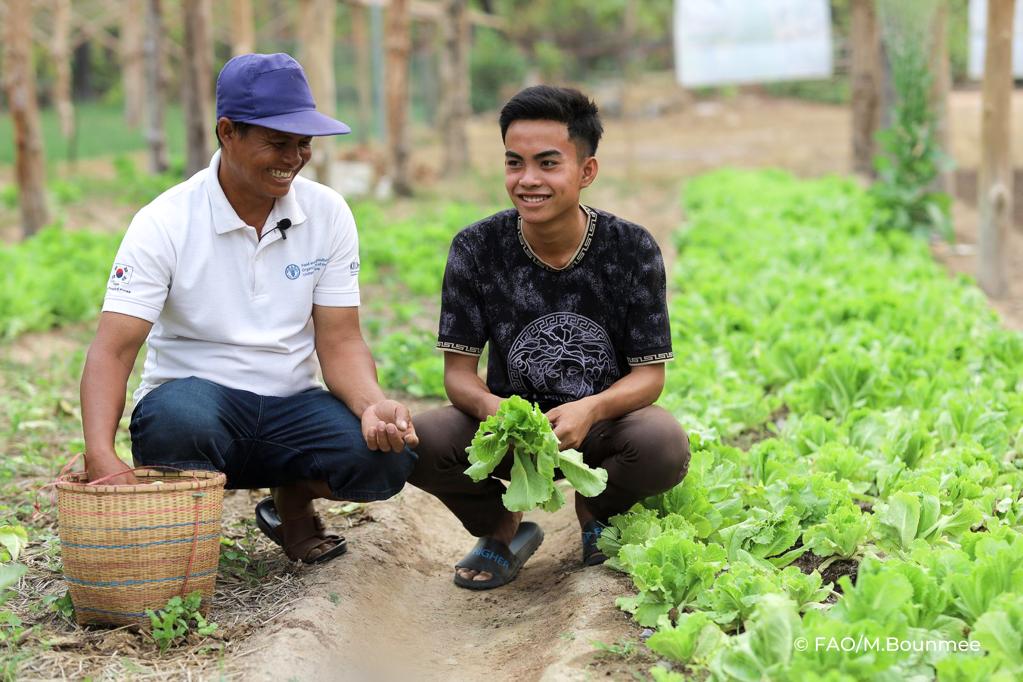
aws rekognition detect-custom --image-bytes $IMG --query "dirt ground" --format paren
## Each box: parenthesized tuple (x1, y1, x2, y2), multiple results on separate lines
(6, 76, 1023, 681)
(229, 488, 646, 682)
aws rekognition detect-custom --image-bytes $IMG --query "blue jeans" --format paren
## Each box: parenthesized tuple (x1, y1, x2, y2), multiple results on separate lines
(129, 377, 416, 501)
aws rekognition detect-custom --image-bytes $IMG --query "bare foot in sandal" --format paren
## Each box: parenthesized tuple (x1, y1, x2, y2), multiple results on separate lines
(278, 513, 347, 563)
(254, 482, 347, 564)
(454, 510, 533, 587)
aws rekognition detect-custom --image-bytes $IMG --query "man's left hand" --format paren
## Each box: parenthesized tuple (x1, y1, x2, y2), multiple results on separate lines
(546, 399, 597, 451)
(362, 400, 419, 452)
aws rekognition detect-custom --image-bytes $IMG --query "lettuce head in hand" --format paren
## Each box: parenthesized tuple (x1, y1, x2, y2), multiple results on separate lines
(464, 396, 608, 512)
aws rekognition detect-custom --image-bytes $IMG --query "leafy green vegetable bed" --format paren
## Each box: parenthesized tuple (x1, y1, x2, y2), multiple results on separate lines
(359, 201, 498, 398)
(607, 170, 1023, 681)
(0, 227, 123, 339)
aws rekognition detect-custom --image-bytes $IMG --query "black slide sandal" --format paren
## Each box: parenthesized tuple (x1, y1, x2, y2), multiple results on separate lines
(453, 521, 544, 590)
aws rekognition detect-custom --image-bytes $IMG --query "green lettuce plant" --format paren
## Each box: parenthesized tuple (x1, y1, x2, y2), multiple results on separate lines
(802, 504, 874, 570)
(464, 395, 607, 512)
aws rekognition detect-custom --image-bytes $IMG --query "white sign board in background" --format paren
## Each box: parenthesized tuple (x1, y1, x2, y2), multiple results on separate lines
(674, 0, 834, 87)
(968, 0, 1023, 79)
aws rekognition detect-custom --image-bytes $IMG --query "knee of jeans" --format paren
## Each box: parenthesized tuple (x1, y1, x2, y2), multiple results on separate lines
(408, 439, 464, 488)
(372, 448, 418, 494)
(133, 381, 232, 459)
(636, 418, 691, 492)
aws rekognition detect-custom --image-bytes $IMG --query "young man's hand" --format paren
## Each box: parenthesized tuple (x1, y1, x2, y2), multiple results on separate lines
(362, 399, 420, 452)
(545, 399, 597, 451)
(86, 453, 139, 486)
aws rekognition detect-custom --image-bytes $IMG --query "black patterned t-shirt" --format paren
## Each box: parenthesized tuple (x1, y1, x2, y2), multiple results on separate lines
(437, 205, 673, 411)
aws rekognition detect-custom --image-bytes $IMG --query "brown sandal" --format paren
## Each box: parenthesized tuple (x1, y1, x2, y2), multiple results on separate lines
(255, 497, 348, 564)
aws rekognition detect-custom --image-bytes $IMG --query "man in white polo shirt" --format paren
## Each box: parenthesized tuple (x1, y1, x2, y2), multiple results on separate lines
(80, 53, 418, 564)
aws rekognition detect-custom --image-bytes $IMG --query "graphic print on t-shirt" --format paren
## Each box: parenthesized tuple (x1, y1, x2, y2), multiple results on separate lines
(508, 312, 620, 403)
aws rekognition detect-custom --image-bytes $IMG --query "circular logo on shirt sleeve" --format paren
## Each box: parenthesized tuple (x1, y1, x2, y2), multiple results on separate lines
(285, 264, 301, 280)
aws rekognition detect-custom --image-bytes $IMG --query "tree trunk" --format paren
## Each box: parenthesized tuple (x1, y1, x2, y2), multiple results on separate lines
(385, 0, 412, 196)
(929, 0, 954, 195)
(620, 0, 638, 117)
(182, 0, 214, 176)
(121, 0, 146, 129)
(144, 0, 169, 174)
(231, 0, 256, 56)
(437, 0, 470, 176)
(416, 20, 439, 127)
(299, 0, 337, 186)
(52, 0, 75, 152)
(2, 0, 51, 238)
(371, 4, 386, 142)
(978, 0, 1015, 298)
(351, 1, 374, 140)
(850, 0, 882, 177)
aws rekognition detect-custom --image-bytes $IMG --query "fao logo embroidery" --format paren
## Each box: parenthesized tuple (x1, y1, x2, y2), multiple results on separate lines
(284, 264, 301, 280)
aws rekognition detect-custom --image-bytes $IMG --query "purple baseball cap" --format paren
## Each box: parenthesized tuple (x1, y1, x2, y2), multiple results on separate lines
(216, 53, 350, 136)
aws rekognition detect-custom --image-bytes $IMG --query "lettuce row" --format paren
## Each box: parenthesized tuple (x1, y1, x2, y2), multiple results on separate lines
(600, 171, 1023, 680)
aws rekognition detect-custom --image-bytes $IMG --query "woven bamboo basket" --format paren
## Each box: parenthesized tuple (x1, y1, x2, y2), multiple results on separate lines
(56, 468, 226, 626)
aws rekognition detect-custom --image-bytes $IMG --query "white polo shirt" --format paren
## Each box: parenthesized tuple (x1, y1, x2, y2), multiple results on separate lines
(103, 150, 361, 403)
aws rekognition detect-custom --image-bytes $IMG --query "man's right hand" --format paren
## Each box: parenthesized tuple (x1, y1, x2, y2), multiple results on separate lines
(81, 312, 152, 487)
(86, 453, 139, 486)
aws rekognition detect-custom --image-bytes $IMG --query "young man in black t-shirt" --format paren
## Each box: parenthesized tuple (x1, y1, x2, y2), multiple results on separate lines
(410, 86, 690, 590)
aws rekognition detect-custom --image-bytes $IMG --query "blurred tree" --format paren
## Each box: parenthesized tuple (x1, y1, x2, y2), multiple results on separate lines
(946, 0, 969, 82)
(929, 0, 953, 195)
(386, 0, 412, 195)
(470, 28, 527, 112)
(438, 0, 470, 175)
(850, 0, 881, 176)
(144, 0, 169, 173)
(490, 0, 672, 82)
(2, 0, 51, 237)
(121, 0, 146, 129)
(182, 0, 214, 176)
(52, 0, 76, 157)
(299, 0, 337, 185)
(350, 1, 374, 139)
(978, 0, 1015, 297)
(231, 0, 256, 56)
(872, 0, 951, 238)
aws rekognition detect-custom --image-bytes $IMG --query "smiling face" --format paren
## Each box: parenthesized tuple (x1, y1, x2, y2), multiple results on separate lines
(217, 119, 312, 217)
(503, 119, 597, 230)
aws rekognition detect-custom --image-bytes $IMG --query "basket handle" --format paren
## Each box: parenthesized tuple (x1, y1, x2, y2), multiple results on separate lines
(89, 464, 202, 487)
(51, 453, 203, 486)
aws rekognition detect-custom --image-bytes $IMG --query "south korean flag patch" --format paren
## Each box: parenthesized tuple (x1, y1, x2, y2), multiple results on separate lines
(109, 263, 134, 286)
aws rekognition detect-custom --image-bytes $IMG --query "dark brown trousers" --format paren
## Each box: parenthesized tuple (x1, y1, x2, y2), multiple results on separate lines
(408, 404, 690, 537)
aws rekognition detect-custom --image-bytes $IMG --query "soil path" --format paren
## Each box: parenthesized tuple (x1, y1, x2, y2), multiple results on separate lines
(233, 488, 639, 681)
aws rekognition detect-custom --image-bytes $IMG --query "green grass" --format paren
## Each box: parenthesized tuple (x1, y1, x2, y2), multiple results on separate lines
(763, 77, 850, 105)
(0, 102, 186, 166)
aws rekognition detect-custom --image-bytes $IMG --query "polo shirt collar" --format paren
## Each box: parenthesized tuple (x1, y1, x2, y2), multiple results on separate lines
(205, 149, 308, 235)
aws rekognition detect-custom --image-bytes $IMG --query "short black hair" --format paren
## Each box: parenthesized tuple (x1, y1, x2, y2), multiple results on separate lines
(215, 120, 252, 147)
(499, 85, 603, 157)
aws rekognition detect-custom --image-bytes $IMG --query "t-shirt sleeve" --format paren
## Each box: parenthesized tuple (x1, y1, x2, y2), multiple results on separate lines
(101, 210, 175, 323)
(624, 230, 673, 365)
(437, 233, 486, 356)
(313, 198, 361, 307)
